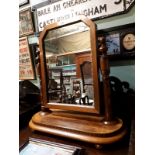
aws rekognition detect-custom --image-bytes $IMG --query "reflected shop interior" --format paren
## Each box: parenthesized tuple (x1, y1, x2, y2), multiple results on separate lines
(44, 22, 94, 106)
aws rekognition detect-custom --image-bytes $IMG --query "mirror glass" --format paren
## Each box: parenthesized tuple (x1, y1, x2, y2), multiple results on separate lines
(43, 21, 95, 107)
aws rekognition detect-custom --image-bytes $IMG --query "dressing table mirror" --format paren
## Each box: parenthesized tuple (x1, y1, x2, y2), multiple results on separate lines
(29, 16, 126, 147)
(41, 18, 100, 113)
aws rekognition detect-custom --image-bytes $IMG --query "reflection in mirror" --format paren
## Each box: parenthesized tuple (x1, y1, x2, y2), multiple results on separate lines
(44, 22, 94, 106)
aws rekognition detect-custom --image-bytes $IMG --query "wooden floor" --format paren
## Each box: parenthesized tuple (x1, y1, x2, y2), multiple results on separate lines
(19, 123, 134, 155)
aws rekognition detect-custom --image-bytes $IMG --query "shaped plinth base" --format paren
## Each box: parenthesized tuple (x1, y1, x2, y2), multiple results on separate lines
(29, 111, 126, 145)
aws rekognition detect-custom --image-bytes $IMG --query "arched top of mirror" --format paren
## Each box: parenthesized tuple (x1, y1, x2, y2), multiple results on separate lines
(39, 16, 100, 114)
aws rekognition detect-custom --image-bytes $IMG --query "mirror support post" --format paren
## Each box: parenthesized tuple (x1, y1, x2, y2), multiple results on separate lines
(98, 36, 113, 123)
(35, 46, 51, 114)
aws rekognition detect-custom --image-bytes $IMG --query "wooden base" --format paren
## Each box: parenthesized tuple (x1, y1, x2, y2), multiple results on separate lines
(29, 111, 126, 145)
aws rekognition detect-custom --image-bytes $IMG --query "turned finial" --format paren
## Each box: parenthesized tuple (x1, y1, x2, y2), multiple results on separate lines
(98, 36, 107, 55)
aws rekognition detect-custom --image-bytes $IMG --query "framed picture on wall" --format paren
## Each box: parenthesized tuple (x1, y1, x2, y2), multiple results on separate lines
(19, 37, 36, 80)
(97, 23, 135, 59)
(105, 33, 121, 55)
(120, 30, 135, 55)
(19, 0, 29, 7)
(19, 8, 34, 37)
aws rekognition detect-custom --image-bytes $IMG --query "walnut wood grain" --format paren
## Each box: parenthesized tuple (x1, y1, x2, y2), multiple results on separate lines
(29, 16, 126, 146)
(29, 111, 126, 145)
(98, 36, 113, 122)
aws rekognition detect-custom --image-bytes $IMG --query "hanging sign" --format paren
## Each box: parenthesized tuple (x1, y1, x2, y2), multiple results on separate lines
(36, 0, 134, 32)
(19, 37, 35, 80)
(30, 0, 48, 6)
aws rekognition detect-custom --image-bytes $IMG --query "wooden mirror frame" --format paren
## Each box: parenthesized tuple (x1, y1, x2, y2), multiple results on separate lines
(39, 16, 100, 114)
(30, 17, 126, 147)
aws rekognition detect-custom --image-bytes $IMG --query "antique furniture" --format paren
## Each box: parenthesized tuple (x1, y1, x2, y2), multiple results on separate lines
(29, 16, 126, 147)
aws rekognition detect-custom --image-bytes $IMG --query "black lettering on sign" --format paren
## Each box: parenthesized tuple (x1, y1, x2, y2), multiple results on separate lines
(37, 7, 51, 17)
(39, 22, 43, 29)
(53, 4, 61, 12)
(100, 4, 107, 13)
(114, 0, 122, 5)
(39, 18, 56, 30)
(56, 14, 70, 22)
(63, 0, 89, 9)
(75, 4, 107, 16)
(94, 5, 107, 15)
